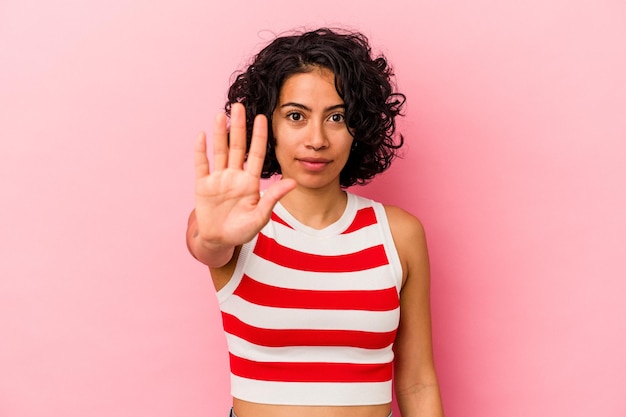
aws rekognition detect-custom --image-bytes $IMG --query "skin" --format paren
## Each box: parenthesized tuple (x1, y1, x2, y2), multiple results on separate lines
(187, 67, 444, 417)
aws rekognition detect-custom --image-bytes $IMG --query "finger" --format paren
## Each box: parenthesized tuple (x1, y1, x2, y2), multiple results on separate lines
(227, 103, 248, 170)
(213, 112, 228, 171)
(194, 131, 210, 179)
(245, 114, 268, 177)
(256, 178, 297, 215)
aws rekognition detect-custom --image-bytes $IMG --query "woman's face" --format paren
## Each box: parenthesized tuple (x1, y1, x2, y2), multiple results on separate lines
(271, 67, 353, 191)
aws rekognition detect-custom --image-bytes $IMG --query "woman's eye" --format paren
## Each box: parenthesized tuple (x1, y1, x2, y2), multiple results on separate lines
(287, 112, 303, 121)
(329, 113, 345, 123)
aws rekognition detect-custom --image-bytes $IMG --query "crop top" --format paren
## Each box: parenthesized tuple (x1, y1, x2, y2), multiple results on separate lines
(216, 192, 403, 406)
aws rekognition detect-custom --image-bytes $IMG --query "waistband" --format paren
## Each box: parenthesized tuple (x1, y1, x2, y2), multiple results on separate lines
(229, 409, 392, 417)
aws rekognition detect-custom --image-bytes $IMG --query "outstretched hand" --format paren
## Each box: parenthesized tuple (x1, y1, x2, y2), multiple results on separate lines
(193, 103, 296, 261)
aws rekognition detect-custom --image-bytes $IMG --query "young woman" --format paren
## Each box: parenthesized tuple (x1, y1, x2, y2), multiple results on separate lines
(187, 28, 444, 417)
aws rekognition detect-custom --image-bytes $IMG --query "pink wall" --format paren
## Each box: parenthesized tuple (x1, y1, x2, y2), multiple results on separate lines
(1, 1, 625, 416)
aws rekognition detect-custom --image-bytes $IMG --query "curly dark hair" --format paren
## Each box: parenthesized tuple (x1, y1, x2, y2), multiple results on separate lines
(226, 27, 406, 187)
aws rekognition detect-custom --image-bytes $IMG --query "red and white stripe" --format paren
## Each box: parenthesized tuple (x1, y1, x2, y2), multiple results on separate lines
(217, 193, 403, 406)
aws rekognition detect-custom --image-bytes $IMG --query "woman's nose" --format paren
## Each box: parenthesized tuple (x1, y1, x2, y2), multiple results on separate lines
(305, 121, 329, 150)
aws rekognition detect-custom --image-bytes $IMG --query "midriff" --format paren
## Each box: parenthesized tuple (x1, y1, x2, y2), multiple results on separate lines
(233, 398, 392, 417)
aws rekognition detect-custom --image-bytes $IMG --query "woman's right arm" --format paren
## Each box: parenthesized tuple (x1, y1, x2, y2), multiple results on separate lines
(186, 103, 296, 268)
(186, 208, 236, 268)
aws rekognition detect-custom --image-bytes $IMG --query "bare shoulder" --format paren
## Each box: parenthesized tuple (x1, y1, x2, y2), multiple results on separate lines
(383, 205, 429, 287)
(383, 205, 427, 248)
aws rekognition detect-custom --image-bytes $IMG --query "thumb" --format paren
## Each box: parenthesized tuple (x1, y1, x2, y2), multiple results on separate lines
(256, 178, 297, 216)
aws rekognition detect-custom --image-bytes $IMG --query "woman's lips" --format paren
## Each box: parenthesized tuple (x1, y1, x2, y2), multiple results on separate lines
(297, 157, 331, 171)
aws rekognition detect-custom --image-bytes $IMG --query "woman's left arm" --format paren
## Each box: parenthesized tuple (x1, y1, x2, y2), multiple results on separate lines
(386, 206, 444, 417)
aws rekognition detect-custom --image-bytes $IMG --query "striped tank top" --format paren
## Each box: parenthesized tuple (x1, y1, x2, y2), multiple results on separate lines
(217, 192, 403, 406)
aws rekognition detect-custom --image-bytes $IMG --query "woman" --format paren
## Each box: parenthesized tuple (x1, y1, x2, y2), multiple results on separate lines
(187, 28, 444, 417)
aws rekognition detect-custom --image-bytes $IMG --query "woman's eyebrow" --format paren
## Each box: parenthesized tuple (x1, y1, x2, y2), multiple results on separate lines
(279, 102, 345, 112)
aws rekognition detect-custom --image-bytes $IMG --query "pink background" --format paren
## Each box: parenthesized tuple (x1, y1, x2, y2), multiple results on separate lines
(1, 1, 625, 416)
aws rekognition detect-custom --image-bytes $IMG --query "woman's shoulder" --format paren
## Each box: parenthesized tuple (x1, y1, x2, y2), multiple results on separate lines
(347, 193, 425, 239)
(382, 204, 423, 226)
(382, 205, 429, 288)
(383, 204, 427, 251)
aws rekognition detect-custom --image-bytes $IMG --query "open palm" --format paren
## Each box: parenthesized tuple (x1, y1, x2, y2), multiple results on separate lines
(194, 103, 296, 249)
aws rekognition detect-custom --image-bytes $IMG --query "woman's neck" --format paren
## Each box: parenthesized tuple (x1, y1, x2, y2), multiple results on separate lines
(278, 185, 348, 230)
